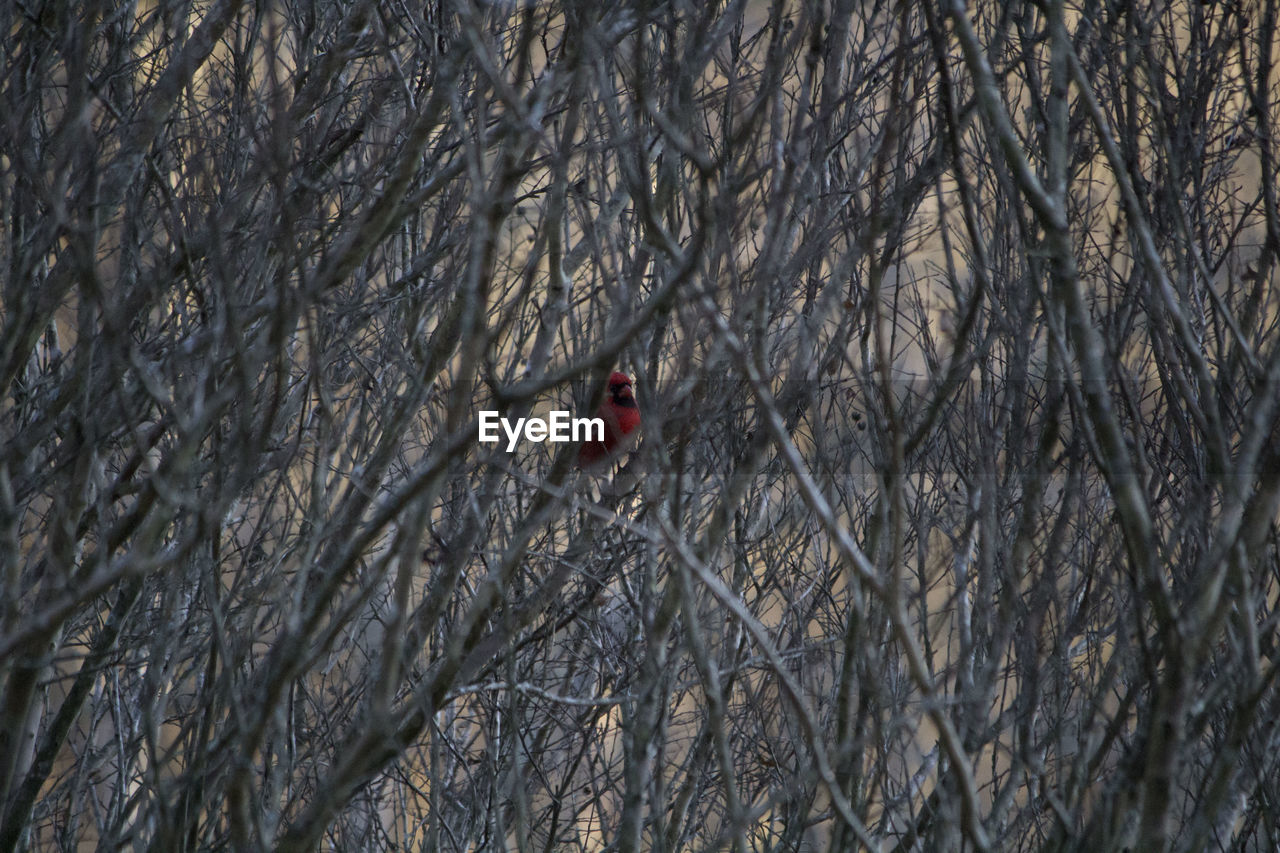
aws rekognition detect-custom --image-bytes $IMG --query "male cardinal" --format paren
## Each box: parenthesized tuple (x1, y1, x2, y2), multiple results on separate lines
(577, 372, 640, 470)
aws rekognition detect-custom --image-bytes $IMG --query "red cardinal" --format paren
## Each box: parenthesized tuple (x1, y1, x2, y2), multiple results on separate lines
(577, 372, 640, 470)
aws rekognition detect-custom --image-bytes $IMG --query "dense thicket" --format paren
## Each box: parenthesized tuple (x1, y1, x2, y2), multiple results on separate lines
(2, 0, 1279, 849)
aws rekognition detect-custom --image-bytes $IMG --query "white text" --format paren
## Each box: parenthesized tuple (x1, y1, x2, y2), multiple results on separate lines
(478, 411, 604, 451)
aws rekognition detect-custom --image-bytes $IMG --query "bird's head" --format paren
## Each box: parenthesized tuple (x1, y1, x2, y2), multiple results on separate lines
(608, 372, 636, 407)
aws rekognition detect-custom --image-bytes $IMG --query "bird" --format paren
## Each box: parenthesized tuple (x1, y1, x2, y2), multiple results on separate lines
(577, 372, 640, 471)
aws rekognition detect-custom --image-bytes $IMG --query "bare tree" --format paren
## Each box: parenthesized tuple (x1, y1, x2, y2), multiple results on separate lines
(2, 0, 1278, 850)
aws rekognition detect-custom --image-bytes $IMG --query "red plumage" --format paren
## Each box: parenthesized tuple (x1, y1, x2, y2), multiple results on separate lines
(577, 372, 640, 470)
